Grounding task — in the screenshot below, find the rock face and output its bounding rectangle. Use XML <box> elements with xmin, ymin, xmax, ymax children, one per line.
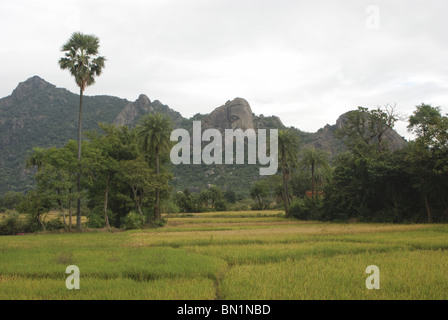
<box><xmin>203</xmin><ymin>98</ymin><xmax>254</xmax><ymax>131</ymax></box>
<box><xmin>306</xmin><ymin>112</ymin><xmax>407</xmax><ymax>157</ymax></box>
<box><xmin>113</xmin><ymin>94</ymin><xmax>183</xmax><ymax>128</ymax></box>
<box><xmin>254</xmin><ymin>114</ymin><xmax>284</xmax><ymax>130</ymax></box>
<box><xmin>334</xmin><ymin>112</ymin><xmax>407</xmax><ymax>150</ymax></box>
<box><xmin>113</xmin><ymin>94</ymin><xmax>153</xmax><ymax>127</ymax></box>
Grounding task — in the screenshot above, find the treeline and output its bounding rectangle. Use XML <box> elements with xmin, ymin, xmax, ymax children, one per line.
<box><xmin>288</xmin><ymin>103</ymin><xmax>448</xmax><ymax>223</ymax></box>
<box><xmin>1</xmin><ymin>103</ymin><xmax>447</xmax><ymax>235</ymax></box>
<box><xmin>0</xmin><ymin>113</ymin><xmax>176</xmax><ymax>234</ymax></box>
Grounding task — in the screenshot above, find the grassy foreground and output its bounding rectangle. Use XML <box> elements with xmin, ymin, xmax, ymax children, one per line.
<box><xmin>0</xmin><ymin>210</ymin><xmax>447</xmax><ymax>300</ymax></box>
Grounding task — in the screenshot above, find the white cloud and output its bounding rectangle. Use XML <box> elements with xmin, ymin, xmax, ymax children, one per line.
<box><xmin>1</xmin><ymin>0</ymin><xmax>447</xmax><ymax>139</ymax></box>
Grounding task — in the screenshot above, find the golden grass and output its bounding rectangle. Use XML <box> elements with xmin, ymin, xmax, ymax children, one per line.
<box><xmin>124</xmin><ymin>222</ymin><xmax>431</xmax><ymax>248</ymax></box>
<box><xmin>0</xmin><ymin>210</ymin><xmax>446</xmax><ymax>300</ymax></box>
<box><xmin>219</xmin><ymin>250</ymin><xmax>448</xmax><ymax>299</ymax></box>
<box><xmin>0</xmin><ymin>210</ymin><xmax>88</xmax><ymax>224</ymax></box>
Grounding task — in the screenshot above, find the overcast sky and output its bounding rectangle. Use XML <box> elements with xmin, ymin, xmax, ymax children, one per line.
<box><xmin>1</xmin><ymin>0</ymin><xmax>447</xmax><ymax>139</ymax></box>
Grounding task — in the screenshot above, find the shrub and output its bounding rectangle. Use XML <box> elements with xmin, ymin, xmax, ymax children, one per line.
<box><xmin>120</xmin><ymin>211</ymin><xmax>145</xmax><ymax>230</ymax></box>
<box><xmin>2</xmin><ymin>191</ymin><xmax>24</xmax><ymax>210</ymax></box>
<box><xmin>228</xmin><ymin>198</ymin><xmax>253</xmax><ymax>211</ymax></box>
<box><xmin>161</xmin><ymin>201</ymin><xmax>179</xmax><ymax>214</ymax></box>
<box><xmin>149</xmin><ymin>217</ymin><xmax>168</xmax><ymax>228</ymax></box>
<box><xmin>0</xmin><ymin>212</ymin><xmax>29</xmax><ymax>235</ymax></box>
<box><xmin>214</xmin><ymin>199</ymin><xmax>228</xmax><ymax>211</ymax></box>
<box><xmin>86</xmin><ymin>207</ymin><xmax>106</xmax><ymax>229</ymax></box>
<box><xmin>289</xmin><ymin>197</ymin><xmax>323</xmax><ymax>221</ymax></box>
<box><xmin>44</xmin><ymin>218</ymin><xmax>65</xmax><ymax>231</ymax></box>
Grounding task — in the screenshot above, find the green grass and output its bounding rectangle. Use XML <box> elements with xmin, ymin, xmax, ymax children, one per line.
<box><xmin>0</xmin><ymin>211</ymin><xmax>447</xmax><ymax>300</ymax></box>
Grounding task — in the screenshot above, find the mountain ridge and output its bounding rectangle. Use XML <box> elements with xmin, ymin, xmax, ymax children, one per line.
<box><xmin>0</xmin><ymin>76</ymin><xmax>407</xmax><ymax>194</ymax></box>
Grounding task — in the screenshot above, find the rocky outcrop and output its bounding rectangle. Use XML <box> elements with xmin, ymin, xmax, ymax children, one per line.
<box><xmin>254</xmin><ymin>114</ymin><xmax>284</xmax><ymax>130</ymax></box>
<box><xmin>203</xmin><ymin>98</ymin><xmax>254</xmax><ymax>131</ymax></box>
<box><xmin>334</xmin><ymin>112</ymin><xmax>407</xmax><ymax>150</ymax></box>
<box><xmin>306</xmin><ymin>112</ymin><xmax>407</xmax><ymax>157</ymax></box>
<box><xmin>113</xmin><ymin>94</ymin><xmax>153</xmax><ymax>127</ymax></box>
<box><xmin>12</xmin><ymin>76</ymin><xmax>54</xmax><ymax>98</ymax></box>
<box><xmin>113</xmin><ymin>94</ymin><xmax>183</xmax><ymax>128</ymax></box>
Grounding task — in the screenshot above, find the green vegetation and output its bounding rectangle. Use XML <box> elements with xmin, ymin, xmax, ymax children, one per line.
<box><xmin>0</xmin><ymin>34</ymin><xmax>446</xmax><ymax>301</ymax></box>
<box><xmin>136</xmin><ymin>113</ymin><xmax>173</xmax><ymax>221</ymax></box>
<box><xmin>277</xmin><ymin>129</ymin><xmax>301</xmax><ymax>217</ymax></box>
<box><xmin>0</xmin><ymin>78</ymin><xmax>128</xmax><ymax>195</ymax></box>
<box><xmin>59</xmin><ymin>32</ymin><xmax>106</xmax><ymax>231</ymax></box>
<box><xmin>1</xmin><ymin>103</ymin><xmax>447</xmax><ymax>236</ymax></box>
<box><xmin>323</xmin><ymin>104</ymin><xmax>448</xmax><ymax>223</ymax></box>
<box><xmin>0</xmin><ymin>213</ymin><xmax>446</xmax><ymax>300</ymax></box>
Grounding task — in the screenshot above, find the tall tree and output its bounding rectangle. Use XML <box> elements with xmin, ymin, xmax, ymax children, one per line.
<box><xmin>407</xmin><ymin>103</ymin><xmax>448</xmax><ymax>223</ymax></box>
<box><xmin>118</xmin><ymin>159</ymin><xmax>155</xmax><ymax>217</ymax></box>
<box><xmin>336</xmin><ymin>105</ymin><xmax>398</xmax><ymax>157</ymax></box>
<box><xmin>278</xmin><ymin>129</ymin><xmax>300</xmax><ymax>217</ymax></box>
<box><xmin>136</xmin><ymin>113</ymin><xmax>173</xmax><ymax>221</ymax></box>
<box><xmin>26</xmin><ymin>147</ymin><xmax>49</xmax><ymax>231</ymax></box>
<box><xmin>408</xmin><ymin>104</ymin><xmax>445</xmax><ymax>148</ymax></box>
<box><xmin>250</xmin><ymin>180</ymin><xmax>270</xmax><ymax>210</ymax></box>
<box><xmin>59</xmin><ymin>32</ymin><xmax>106</xmax><ymax>231</ymax></box>
<box><xmin>300</xmin><ymin>147</ymin><xmax>330</xmax><ymax>201</ymax></box>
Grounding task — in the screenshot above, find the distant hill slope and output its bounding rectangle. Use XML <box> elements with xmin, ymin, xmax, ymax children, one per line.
<box><xmin>0</xmin><ymin>76</ymin><xmax>407</xmax><ymax>195</ymax></box>
<box><xmin>0</xmin><ymin>76</ymin><xmax>128</xmax><ymax>193</ymax></box>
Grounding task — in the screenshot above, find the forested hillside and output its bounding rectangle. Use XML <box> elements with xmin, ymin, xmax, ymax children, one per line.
<box><xmin>0</xmin><ymin>76</ymin><xmax>407</xmax><ymax>195</ymax></box>
<box><xmin>0</xmin><ymin>76</ymin><xmax>128</xmax><ymax>194</ymax></box>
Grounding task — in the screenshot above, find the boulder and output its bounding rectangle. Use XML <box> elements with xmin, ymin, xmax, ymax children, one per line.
<box><xmin>203</xmin><ymin>97</ymin><xmax>254</xmax><ymax>131</ymax></box>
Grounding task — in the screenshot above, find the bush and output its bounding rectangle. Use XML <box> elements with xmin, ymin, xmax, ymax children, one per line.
<box><xmin>289</xmin><ymin>197</ymin><xmax>323</xmax><ymax>221</ymax></box>
<box><xmin>2</xmin><ymin>191</ymin><xmax>24</xmax><ymax>210</ymax></box>
<box><xmin>149</xmin><ymin>217</ymin><xmax>168</xmax><ymax>228</ymax></box>
<box><xmin>120</xmin><ymin>211</ymin><xmax>145</xmax><ymax>230</ymax></box>
<box><xmin>44</xmin><ymin>218</ymin><xmax>65</xmax><ymax>231</ymax></box>
<box><xmin>86</xmin><ymin>207</ymin><xmax>106</xmax><ymax>229</ymax></box>
<box><xmin>228</xmin><ymin>198</ymin><xmax>253</xmax><ymax>211</ymax></box>
<box><xmin>161</xmin><ymin>200</ymin><xmax>179</xmax><ymax>214</ymax></box>
<box><xmin>214</xmin><ymin>198</ymin><xmax>228</xmax><ymax>211</ymax></box>
<box><xmin>0</xmin><ymin>213</ymin><xmax>29</xmax><ymax>235</ymax></box>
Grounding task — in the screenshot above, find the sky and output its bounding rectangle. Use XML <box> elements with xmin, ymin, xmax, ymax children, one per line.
<box><xmin>1</xmin><ymin>0</ymin><xmax>447</xmax><ymax>140</ymax></box>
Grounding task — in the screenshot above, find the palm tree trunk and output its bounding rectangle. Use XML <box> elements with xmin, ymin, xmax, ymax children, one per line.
<box><xmin>103</xmin><ymin>175</ymin><xmax>111</xmax><ymax>229</ymax></box>
<box><xmin>421</xmin><ymin>178</ymin><xmax>432</xmax><ymax>223</ymax></box>
<box><xmin>59</xmin><ymin>198</ymin><xmax>67</xmax><ymax>229</ymax></box>
<box><xmin>103</xmin><ymin>190</ymin><xmax>110</xmax><ymax>229</ymax></box>
<box><xmin>311</xmin><ymin>163</ymin><xmax>315</xmax><ymax>202</ymax></box>
<box><xmin>424</xmin><ymin>193</ymin><xmax>432</xmax><ymax>223</ymax></box>
<box><xmin>281</xmin><ymin>144</ymin><xmax>290</xmax><ymax>217</ymax></box>
<box><xmin>69</xmin><ymin>189</ymin><xmax>72</xmax><ymax>232</ymax></box>
<box><xmin>282</xmin><ymin>163</ymin><xmax>289</xmax><ymax>217</ymax></box>
<box><xmin>76</xmin><ymin>88</ymin><xmax>83</xmax><ymax>231</ymax></box>
<box><xmin>56</xmin><ymin>189</ymin><xmax>67</xmax><ymax>229</ymax></box>
<box><xmin>155</xmin><ymin>148</ymin><xmax>160</xmax><ymax>220</ymax></box>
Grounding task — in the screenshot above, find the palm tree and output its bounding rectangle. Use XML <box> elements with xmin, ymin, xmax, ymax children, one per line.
<box><xmin>136</xmin><ymin>113</ymin><xmax>173</xmax><ymax>221</ymax></box>
<box><xmin>278</xmin><ymin>129</ymin><xmax>300</xmax><ymax>217</ymax></box>
<box><xmin>59</xmin><ymin>32</ymin><xmax>106</xmax><ymax>231</ymax></box>
<box><xmin>300</xmin><ymin>147</ymin><xmax>330</xmax><ymax>201</ymax></box>
<box><xmin>26</xmin><ymin>147</ymin><xmax>46</xmax><ymax>174</ymax></box>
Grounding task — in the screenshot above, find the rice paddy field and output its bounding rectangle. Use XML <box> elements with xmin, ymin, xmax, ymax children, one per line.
<box><xmin>0</xmin><ymin>210</ymin><xmax>447</xmax><ymax>300</ymax></box>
